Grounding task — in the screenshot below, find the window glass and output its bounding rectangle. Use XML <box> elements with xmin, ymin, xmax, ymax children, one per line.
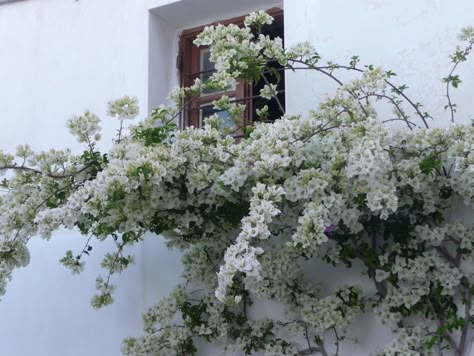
<box><xmin>200</xmin><ymin>104</ymin><xmax>235</xmax><ymax>132</ymax></box>
<box><xmin>200</xmin><ymin>49</ymin><xmax>215</xmax><ymax>84</ymax></box>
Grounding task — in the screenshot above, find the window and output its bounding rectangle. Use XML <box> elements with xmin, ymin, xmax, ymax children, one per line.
<box><xmin>178</xmin><ymin>8</ymin><xmax>284</xmax><ymax>136</ymax></box>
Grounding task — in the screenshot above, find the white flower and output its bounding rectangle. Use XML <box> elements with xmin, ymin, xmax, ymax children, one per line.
<box><xmin>66</xmin><ymin>110</ymin><xmax>101</xmax><ymax>143</ymax></box>
<box><xmin>107</xmin><ymin>95</ymin><xmax>139</xmax><ymax>120</ymax></box>
<box><xmin>244</xmin><ymin>11</ymin><xmax>274</xmax><ymax>27</ymax></box>
<box><xmin>260</xmin><ymin>83</ymin><xmax>278</xmax><ymax>100</ymax></box>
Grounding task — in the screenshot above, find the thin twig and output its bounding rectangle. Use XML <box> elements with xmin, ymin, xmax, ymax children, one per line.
<box><xmin>358</xmin><ymin>93</ymin><xmax>415</xmax><ymax>129</ymax></box>
<box><xmin>117</xmin><ymin>120</ymin><xmax>124</xmax><ymax>143</ymax></box>
<box><xmin>13</xmin><ymin>177</ymin><xmax>89</xmax><ymax>243</ymax></box>
<box><xmin>76</xmin><ymin>232</ymin><xmax>95</xmax><ymax>260</ymax></box>
<box><xmin>444</xmin><ymin>40</ymin><xmax>473</xmax><ymax>123</ymax></box>
<box><xmin>332</xmin><ymin>327</ymin><xmax>340</xmax><ymax>356</ymax></box>
<box><xmin>261</xmin><ymin>72</ymin><xmax>285</xmax><ymax>115</ymax></box>
<box><xmin>0</xmin><ymin>164</ymin><xmax>92</xmax><ymax>179</ymax></box>
<box><xmin>435</xmin><ymin>245</ymin><xmax>459</xmax><ymax>267</ymax></box>
<box><xmin>315</xmin><ymin>339</ymin><xmax>329</xmax><ymax>356</ymax></box>
<box><xmin>290</xmin><ymin>60</ymin><xmax>430</xmax><ymax>128</ymax></box>
<box><xmin>384</xmin><ymin>81</ymin><xmax>430</xmax><ymax>129</ymax></box>
<box><xmin>459</xmin><ymin>278</ymin><xmax>472</xmax><ymax>355</ymax></box>
<box><xmin>304</xmin><ymin>322</ymin><xmax>312</xmax><ymax>352</ymax></box>
<box><xmin>427</xmin><ymin>297</ymin><xmax>462</xmax><ymax>356</ymax></box>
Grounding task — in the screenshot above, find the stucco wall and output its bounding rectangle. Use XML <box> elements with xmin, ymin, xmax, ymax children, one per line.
<box><xmin>284</xmin><ymin>0</ymin><xmax>474</xmax><ymax>127</ymax></box>
<box><xmin>0</xmin><ymin>0</ymin><xmax>473</xmax><ymax>355</ymax></box>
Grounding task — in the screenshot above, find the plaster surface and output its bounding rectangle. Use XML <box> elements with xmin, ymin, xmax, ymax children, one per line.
<box><xmin>0</xmin><ymin>0</ymin><xmax>474</xmax><ymax>355</ymax></box>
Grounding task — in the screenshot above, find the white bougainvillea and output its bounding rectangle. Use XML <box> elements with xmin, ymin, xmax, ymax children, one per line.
<box><xmin>1</xmin><ymin>11</ymin><xmax>474</xmax><ymax>356</ymax></box>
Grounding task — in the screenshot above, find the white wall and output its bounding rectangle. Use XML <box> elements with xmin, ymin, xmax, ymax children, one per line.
<box><xmin>1</xmin><ymin>0</ymin><xmax>474</xmax><ymax>355</ymax></box>
<box><xmin>0</xmin><ymin>1</ymin><xmax>150</xmax><ymax>355</ymax></box>
<box><xmin>284</xmin><ymin>0</ymin><xmax>474</xmax><ymax>128</ymax></box>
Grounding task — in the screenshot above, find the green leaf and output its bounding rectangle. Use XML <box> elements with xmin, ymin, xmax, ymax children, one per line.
<box><xmin>349</xmin><ymin>55</ymin><xmax>360</xmax><ymax>68</ymax></box>
<box><xmin>419</xmin><ymin>154</ymin><xmax>441</xmax><ymax>175</ymax></box>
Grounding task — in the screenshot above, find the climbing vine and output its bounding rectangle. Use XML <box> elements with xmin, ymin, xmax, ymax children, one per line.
<box><xmin>1</xmin><ymin>11</ymin><xmax>474</xmax><ymax>356</ymax></box>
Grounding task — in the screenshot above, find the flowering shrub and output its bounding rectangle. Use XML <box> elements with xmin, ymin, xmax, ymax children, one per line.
<box><xmin>1</xmin><ymin>10</ymin><xmax>474</xmax><ymax>356</ymax></box>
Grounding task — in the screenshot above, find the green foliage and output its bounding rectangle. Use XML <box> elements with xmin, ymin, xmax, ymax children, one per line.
<box><xmin>133</xmin><ymin>124</ymin><xmax>176</xmax><ymax>147</ymax></box>
<box><xmin>443</xmin><ymin>74</ymin><xmax>462</xmax><ymax>88</ymax></box>
<box><xmin>419</xmin><ymin>154</ymin><xmax>442</xmax><ymax>175</ymax></box>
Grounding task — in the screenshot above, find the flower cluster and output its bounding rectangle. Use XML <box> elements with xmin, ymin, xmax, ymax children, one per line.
<box><xmin>216</xmin><ymin>183</ymin><xmax>285</xmax><ymax>303</ymax></box>
<box><xmin>107</xmin><ymin>95</ymin><xmax>140</xmax><ymax>120</ymax></box>
<box><xmin>66</xmin><ymin>110</ymin><xmax>102</xmax><ymax>143</ymax></box>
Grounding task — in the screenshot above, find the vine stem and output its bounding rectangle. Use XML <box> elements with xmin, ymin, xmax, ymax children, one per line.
<box><xmin>76</xmin><ymin>231</ymin><xmax>95</xmax><ymax>260</ymax></box>
<box><xmin>116</xmin><ymin>119</ymin><xmax>124</xmax><ymax>143</ymax></box>
<box><xmin>446</xmin><ymin>64</ymin><xmax>460</xmax><ymax>123</ymax></box>
<box><xmin>316</xmin><ymin>339</ymin><xmax>329</xmax><ymax>356</ymax></box>
<box><xmin>444</xmin><ymin>40</ymin><xmax>473</xmax><ymax>122</ymax></box>
<box><xmin>384</xmin><ymin>80</ymin><xmax>428</xmax><ymax>129</ymax></box>
<box><xmin>261</xmin><ymin>72</ymin><xmax>286</xmax><ymax>115</ymax></box>
<box><xmin>12</xmin><ymin>177</ymin><xmax>89</xmax><ymax>243</ymax></box>
<box><xmin>459</xmin><ymin>278</ymin><xmax>472</xmax><ymax>355</ymax></box>
<box><xmin>432</xmin><ymin>248</ymin><xmax>472</xmax><ymax>355</ymax></box>
<box><xmin>290</xmin><ymin>60</ymin><xmax>429</xmax><ymax>129</ymax></box>
<box><xmin>332</xmin><ymin>327</ymin><xmax>340</xmax><ymax>356</ymax></box>
<box><xmin>100</xmin><ymin>242</ymin><xmax>126</xmax><ymax>298</ymax></box>
<box><xmin>446</xmin><ymin>333</ymin><xmax>462</xmax><ymax>356</ymax></box>
<box><xmin>0</xmin><ymin>163</ymin><xmax>92</xmax><ymax>179</ymax></box>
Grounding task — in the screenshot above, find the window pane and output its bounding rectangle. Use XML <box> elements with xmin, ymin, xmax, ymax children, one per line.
<box><xmin>200</xmin><ymin>105</ymin><xmax>235</xmax><ymax>133</ymax></box>
<box><xmin>200</xmin><ymin>49</ymin><xmax>217</xmax><ymax>94</ymax></box>
<box><xmin>200</xmin><ymin>48</ymin><xmax>235</xmax><ymax>94</ymax></box>
<box><xmin>200</xmin><ymin>49</ymin><xmax>215</xmax><ymax>84</ymax></box>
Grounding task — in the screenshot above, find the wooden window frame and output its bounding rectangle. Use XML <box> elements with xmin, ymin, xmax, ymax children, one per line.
<box><xmin>177</xmin><ymin>8</ymin><xmax>284</xmax><ymax>133</ymax></box>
